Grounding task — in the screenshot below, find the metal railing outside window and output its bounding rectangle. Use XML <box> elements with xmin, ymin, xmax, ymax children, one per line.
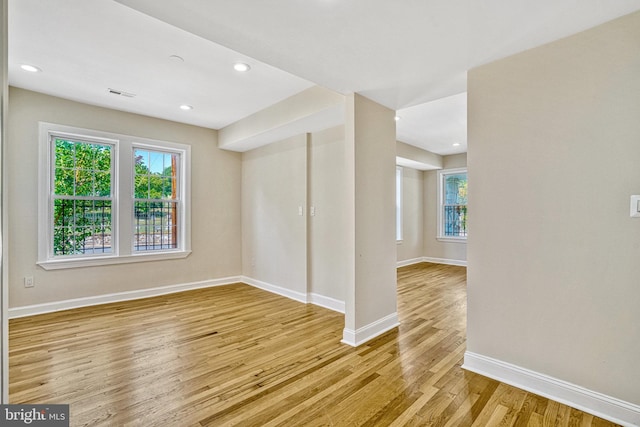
<box><xmin>443</xmin><ymin>205</ymin><xmax>467</xmax><ymax>237</ymax></box>
<box><xmin>53</xmin><ymin>199</ymin><xmax>112</xmax><ymax>255</ymax></box>
<box><xmin>439</xmin><ymin>169</ymin><xmax>468</xmax><ymax>239</ymax></box>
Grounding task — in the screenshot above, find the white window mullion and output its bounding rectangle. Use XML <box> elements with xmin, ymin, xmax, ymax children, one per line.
<box><xmin>117</xmin><ymin>141</ymin><xmax>133</xmax><ymax>256</ymax></box>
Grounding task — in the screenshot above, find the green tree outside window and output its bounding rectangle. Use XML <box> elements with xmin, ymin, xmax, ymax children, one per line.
<box><xmin>52</xmin><ymin>138</ymin><xmax>112</xmax><ymax>255</ymax></box>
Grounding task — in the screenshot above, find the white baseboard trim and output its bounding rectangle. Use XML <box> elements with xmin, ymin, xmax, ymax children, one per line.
<box><xmin>396</xmin><ymin>257</ymin><xmax>467</xmax><ymax>268</ymax></box>
<box><xmin>422</xmin><ymin>257</ymin><xmax>467</xmax><ymax>267</ymax></box>
<box><xmin>341</xmin><ymin>312</ymin><xmax>400</xmax><ymax>347</ymax></box>
<box><xmin>240</xmin><ymin>276</ymin><xmax>308</xmax><ymax>304</ymax></box>
<box><xmin>396</xmin><ymin>257</ymin><xmax>424</xmax><ymax>268</ymax></box>
<box><xmin>10</xmin><ymin>274</ymin><xmax>345</xmax><ymax>320</ymax></box>
<box><xmin>462</xmin><ymin>351</ymin><xmax>640</xmax><ymax>427</ymax></box>
<box><xmin>240</xmin><ymin>277</ymin><xmax>346</xmax><ymax>313</ymax></box>
<box><xmin>308</xmin><ymin>293</ymin><xmax>345</xmax><ymax>313</ymax></box>
<box><xmin>9</xmin><ymin>276</ymin><xmax>243</xmax><ymax>319</ymax></box>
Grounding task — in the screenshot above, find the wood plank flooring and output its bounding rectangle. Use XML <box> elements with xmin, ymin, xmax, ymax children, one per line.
<box><xmin>9</xmin><ymin>263</ymin><xmax>620</xmax><ymax>426</ymax></box>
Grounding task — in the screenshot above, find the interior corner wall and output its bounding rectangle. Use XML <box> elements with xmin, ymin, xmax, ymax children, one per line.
<box><xmin>467</xmin><ymin>11</ymin><xmax>640</xmax><ymax>406</ymax></box>
<box><xmin>396</xmin><ymin>167</ymin><xmax>424</xmax><ymax>263</ymax></box>
<box><xmin>423</xmin><ymin>153</ymin><xmax>467</xmax><ymax>263</ymax></box>
<box><xmin>308</xmin><ymin>126</ymin><xmax>348</xmax><ymax>303</ymax></box>
<box><xmin>7</xmin><ymin>87</ymin><xmax>242</xmax><ymax>308</ymax></box>
<box><xmin>241</xmin><ymin>134</ymin><xmax>308</xmax><ymax>298</ymax></box>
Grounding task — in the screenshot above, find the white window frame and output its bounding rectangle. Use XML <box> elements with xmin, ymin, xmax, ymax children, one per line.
<box><xmin>437</xmin><ymin>167</ymin><xmax>467</xmax><ymax>243</ymax></box>
<box><xmin>396</xmin><ymin>166</ymin><xmax>403</xmax><ymax>242</ymax></box>
<box><xmin>38</xmin><ymin>123</ymin><xmax>191</xmax><ymax>270</ymax></box>
<box><xmin>131</xmin><ymin>143</ymin><xmax>184</xmax><ymax>254</ymax></box>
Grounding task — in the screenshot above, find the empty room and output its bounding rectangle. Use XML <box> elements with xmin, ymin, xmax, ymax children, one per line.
<box><xmin>0</xmin><ymin>1</ymin><xmax>639</xmax><ymax>426</ymax></box>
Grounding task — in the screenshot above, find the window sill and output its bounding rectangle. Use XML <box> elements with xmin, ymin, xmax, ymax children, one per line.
<box><xmin>37</xmin><ymin>250</ymin><xmax>192</xmax><ymax>270</ymax></box>
<box><xmin>436</xmin><ymin>237</ymin><xmax>467</xmax><ymax>244</ymax></box>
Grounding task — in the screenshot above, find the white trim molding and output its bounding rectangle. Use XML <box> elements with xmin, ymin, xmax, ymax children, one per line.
<box><xmin>422</xmin><ymin>257</ymin><xmax>467</xmax><ymax>267</ymax></box>
<box><xmin>10</xmin><ymin>274</ymin><xmax>347</xmax><ymax>320</ymax></box>
<box><xmin>341</xmin><ymin>312</ymin><xmax>400</xmax><ymax>347</ymax></box>
<box><xmin>38</xmin><ymin>250</ymin><xmax>192</xmax><ymax>270</ymax></box>
<box><xmin>397</xmin><ymin>257</ymin><xmax>467</xmax><ymax>268</ymax></box>
<box><xmin>308</xmin><ymin>293</ymin><xmax>345</xmax><ymax>313</ymax></box>
<box><xmin>463</xmin><ymin>352</ymin><xmax>640</xmax><ymax>427</ymax></box>
<box><xmin>238</xmin><ymin>277</ymin><xmax>346</xmax><ymax>313</ymax></box>
<box><xmin>240</xmin><ymin>276</ymin><xmax>308</xmax><ymax>304</ymax></box>
<box><xmin>396</xmin><ymin>257</ymin><xmax>425</xmax><ymax>268</ymax></box>
<box><xmin>9</xmin><ymin>276</ymin><xmax>243</xmax><ymax>319</ymax></box>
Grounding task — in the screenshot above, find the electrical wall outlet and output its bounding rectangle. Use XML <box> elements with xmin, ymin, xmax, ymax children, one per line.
<box><xmin>24</xmin><ymin>276</ymin><xmax>34</xmax><ymax>288</ymax></box>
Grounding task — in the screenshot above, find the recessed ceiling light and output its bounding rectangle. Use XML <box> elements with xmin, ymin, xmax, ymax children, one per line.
<box><xmin>233</xmin><ymin>62</ymin><xmax>251</xmax><ymax>72</ymax></box>
<box><xmin>394</xmin><ymin>115</ymin><xmax>401</xmax><ymax>121</ymax></box>
<box><xmin>179</xmin><ymin>104</ymin><xmax>193</xmax><ymax>111</ymax></box>
<box><xmin>21</xmin><ymin>64</ymin><xmax>41</xmax><ymax>73</ymax></box>
<box><xmin>453</xmin><ymin>143</ymin><xmax>461</xmax><ymax>147</ymax></box>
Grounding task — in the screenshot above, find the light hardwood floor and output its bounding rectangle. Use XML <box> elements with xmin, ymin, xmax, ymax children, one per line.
<box><xmin>10</xmin><ymin>263</ymin><xmax>619</xmax><ymax>426</ymax></box>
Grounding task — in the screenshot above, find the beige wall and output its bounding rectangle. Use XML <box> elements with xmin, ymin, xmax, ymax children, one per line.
<box><xmin>8</xmin><ymin>88</ymin><xmax>242</xmax><ymax>308</ymax></box>
<box><xmin>423</xmin><ymin>153</ymin><xmax>467</xmax><ymax>263</ymax></box>
<box><xmin>309</xmin><ymin>126</ymin><xmax>348</xmax><ymax>302</ymax></box>
<box><xmin>467</xmin><ymin>11</ymin><xmax>640</xmax><ymax>405</ymax></box>
<box><xmin>239</xmin><ymin>92</ymin><xmax>398</xmax><ymax>335</ymax></box>
<box><xmin>396</xmin><ymin>167</ymin><xmax>424</xmax><ymax>263</ymax></box>
<box><xmin>241</xmin><ymin>134</ymin><xmax>308</xmax><ymax>296</ymax></box>
<box><xmin>238</xmin><ymin>122</ymin><xmax>372</xmax><ymax>307</ymax></box>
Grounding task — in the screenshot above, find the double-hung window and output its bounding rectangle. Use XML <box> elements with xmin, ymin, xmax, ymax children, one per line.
<box><xmin>38</xmin><ymin>123</ymin><xmax>191</xmax><ymax>269</ymax></box>
<box><xmin>438</xmin><ymin>168</ymin><xmax>467</xmax><ymax>241</ymax></box>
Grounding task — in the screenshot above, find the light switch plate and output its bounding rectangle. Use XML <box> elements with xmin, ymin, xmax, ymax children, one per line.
<box><xmin>630</xmin><ymin>195</ymin><xmax>640</xmax><ymax>217</ymax></box>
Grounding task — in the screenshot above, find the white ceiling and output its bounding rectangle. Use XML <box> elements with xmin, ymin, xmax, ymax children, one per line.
<box><xmin>396</xmin><ymin>93</ymin><xmax>467</xmax><ymax>156</ymax></box>
<box><xmin>8</xmin><ymin>0</ymin><xmax>314</xmax><ymax>130</ymax></box>
<box><xmin>9</xmin><ymin>0</ymin><xmax>640</xmax><ymax>155</ymax></box>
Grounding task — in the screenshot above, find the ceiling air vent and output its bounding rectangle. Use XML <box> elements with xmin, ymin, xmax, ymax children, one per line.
<box><xmin>108</xmin><ymin>88</ymin><xmax>136</xmax><ymax>98</ymax></box>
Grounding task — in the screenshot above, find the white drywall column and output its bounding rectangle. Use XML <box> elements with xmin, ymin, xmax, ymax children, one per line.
<box><xmin>1</xmin><ymin>0</ymin><xmax>8</xmax><ymax>403</ymax></box>
<box><xmin>342</xmin><ymin>94</ymin><xmax>399</xmax><ymax>346</ymax></box>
